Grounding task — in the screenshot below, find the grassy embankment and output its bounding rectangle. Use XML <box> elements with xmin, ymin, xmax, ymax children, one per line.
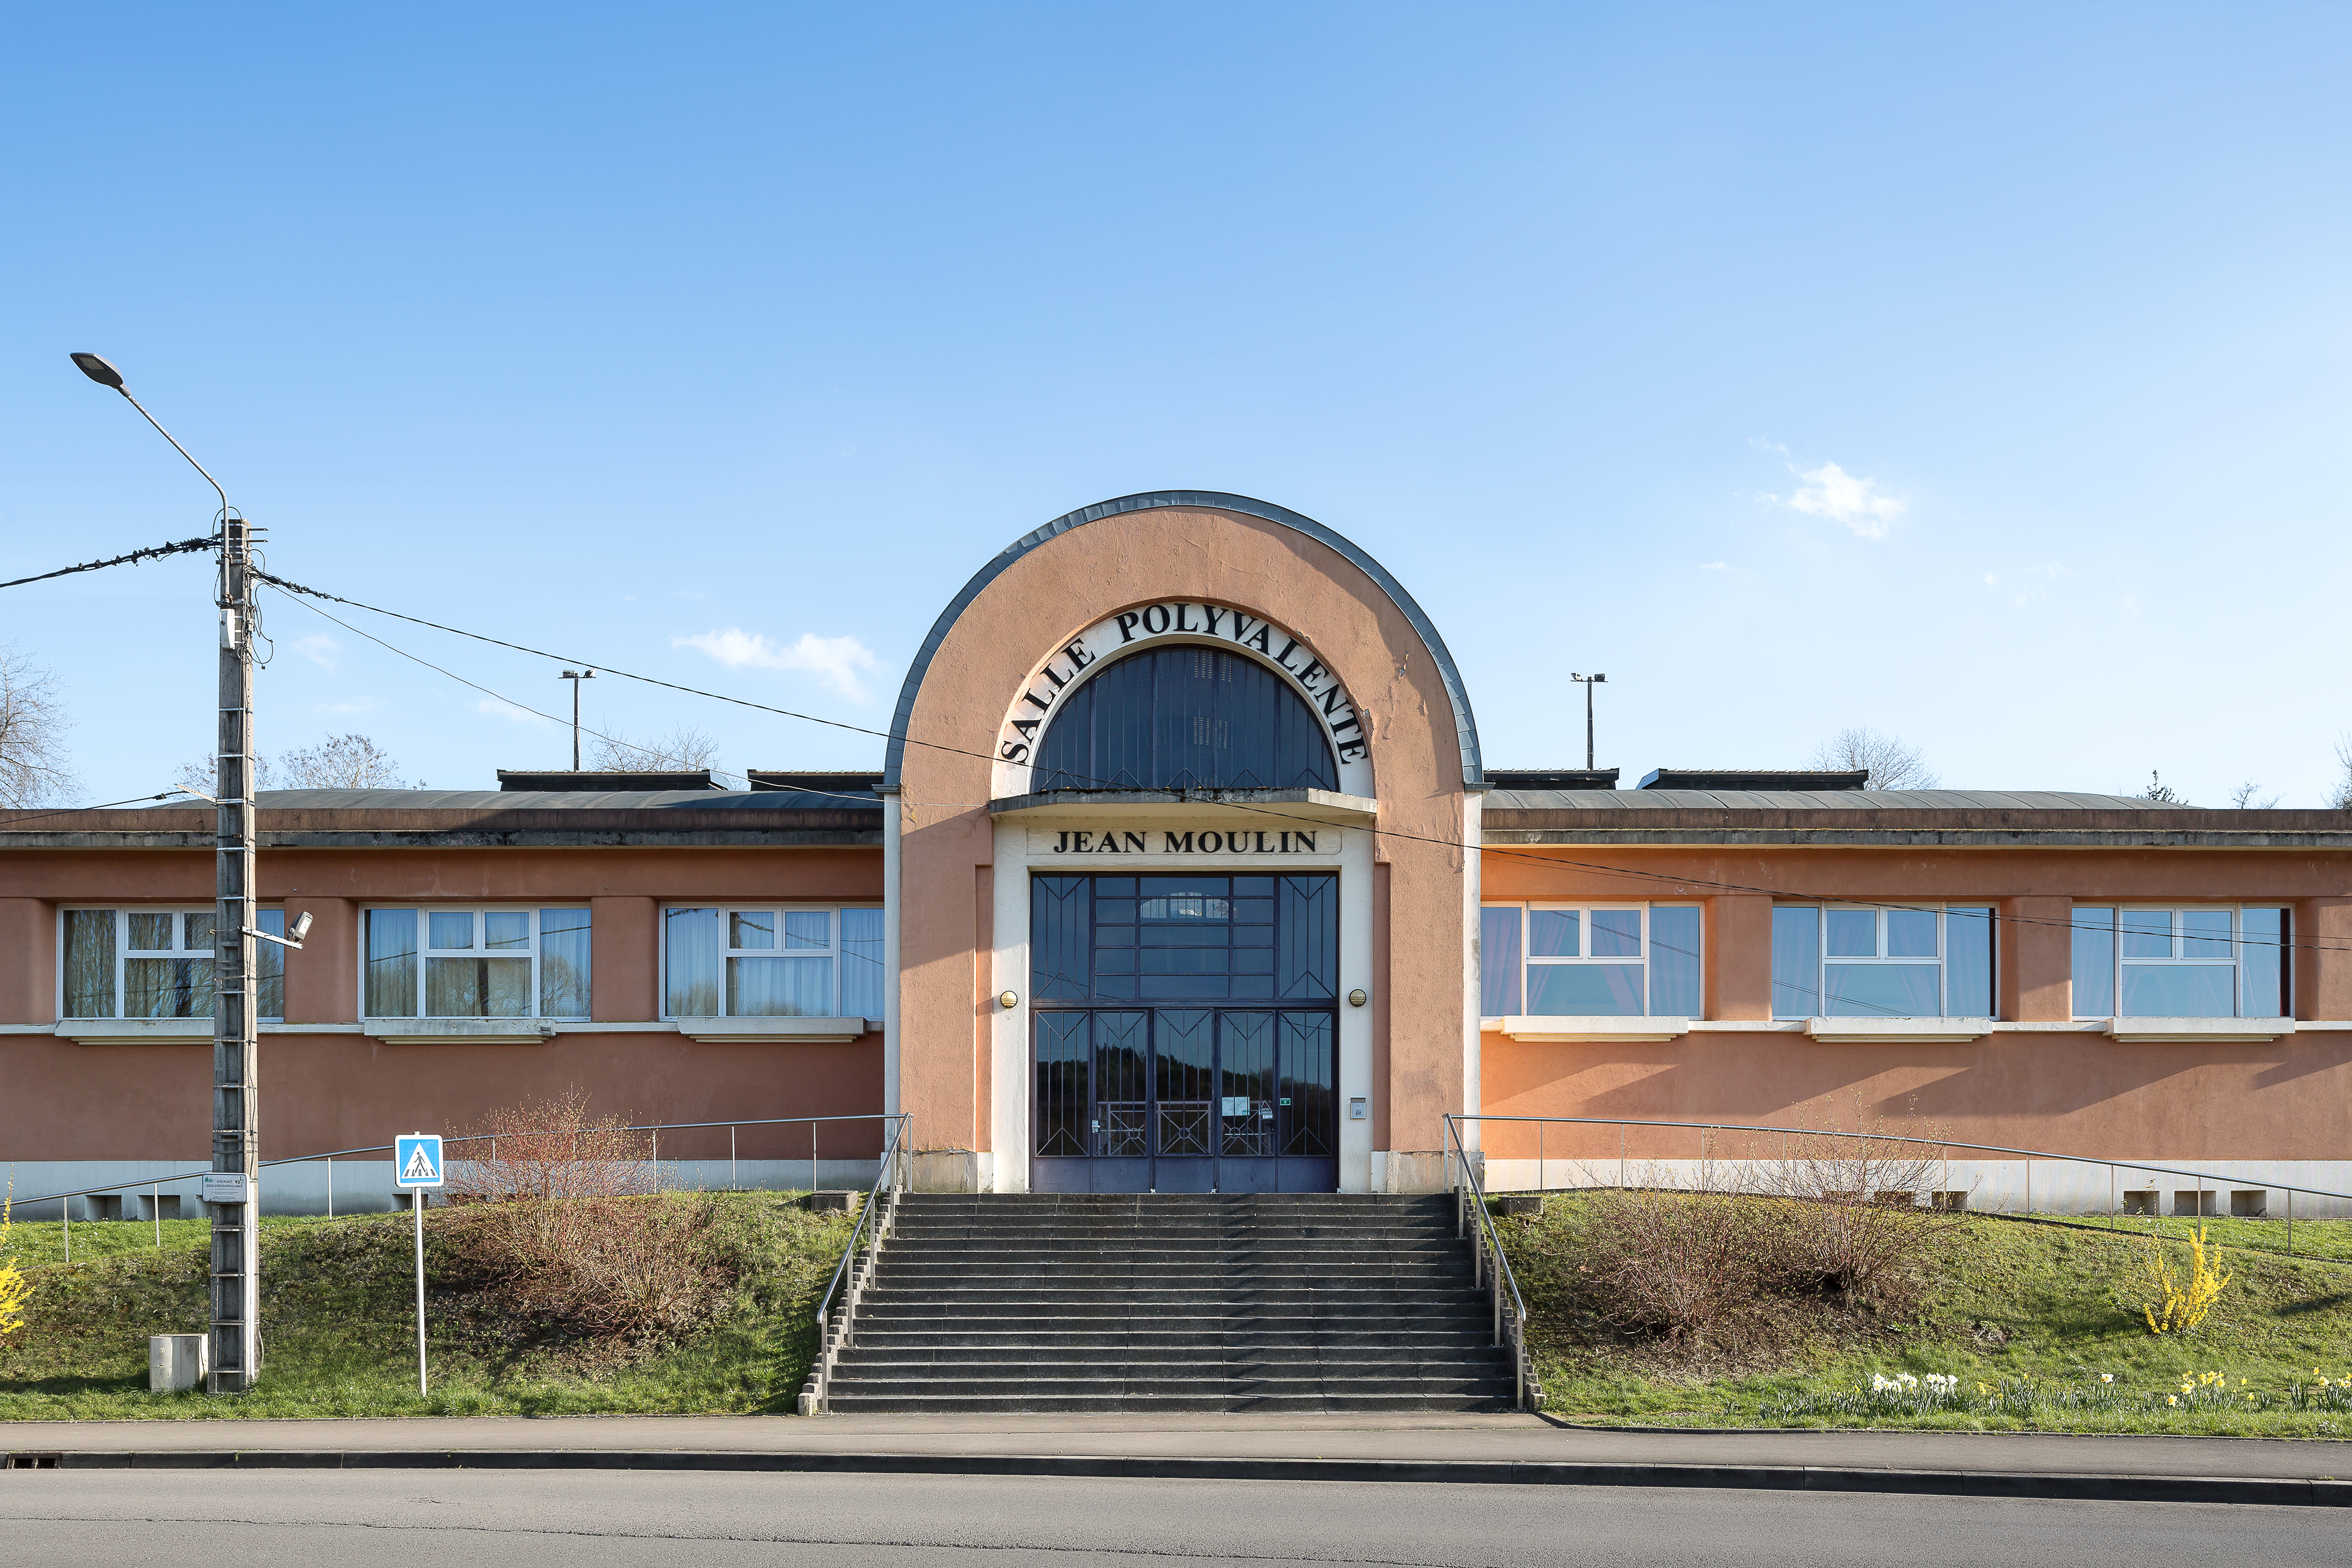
<box><xmin>1501</xmin><ymin>1195</ymin><xmax>2352</xmax><ymax>1436</ymax></box>
<box><xmin>0</xmin><ymin>1192</ymin><xmax>852</xmax><ymax>1421</ymax></box>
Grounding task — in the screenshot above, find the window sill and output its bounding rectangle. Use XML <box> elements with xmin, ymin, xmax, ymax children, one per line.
<box><xmin>673</xmin><ymin>1015</ymin><xmax>877</xmax><ymax>1044</ymax></box>
<box><xmin>1805</xmin><ymin>1017</ymin><xmax>1993</xmax><ymax>1044</ymax></box>
<box><xmin>55</xmin><ymin>1018</ymin><xmax>212</xmax><ymax>1046</ymax></box>
<box><xmin>1496</xmin><ymin>1015</ymin><xmax>1688</xmax><ymax>1043</ymax></box>
<box><xmin>2104</xmin><ymin>1017</ymin><xmax>2296</xmax><ymax>1044</ymax></box>
<box><xmin>364</xmin><ymin>1019</ymin><xmax>561</xmax><ymax>1046</ymax></box>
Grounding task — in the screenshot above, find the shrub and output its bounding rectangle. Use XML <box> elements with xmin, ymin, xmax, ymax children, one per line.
<box><xmin>0</xmin><ymin>1183</ymin><xmax>28</xmax><ymax>1338</ymax></box>
<box><xmin>2135</xmin><ymin>1224</ymin><xmax>2231</xmax><ymax>1334</ymax></box>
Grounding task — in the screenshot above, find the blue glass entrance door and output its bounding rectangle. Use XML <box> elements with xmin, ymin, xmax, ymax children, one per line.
<box><xmin>1031</xmin><ymin>873</ymin><xmax>1339</xmax><ymax>1193</ymax></box>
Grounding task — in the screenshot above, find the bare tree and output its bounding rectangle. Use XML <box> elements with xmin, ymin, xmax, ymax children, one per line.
<box><xmin>2329</xmin><ymin>736</ymin><xmax>2352</xmax><ymax>810</ymax></box>
<box><xmin>589</xmin><ymin>723</ymin><xmax>718</xmax><ymax>772</ymax></box>
<box><xmin>2229</xmin><ymin>781</ymin><xmax>2282</xmax><ymax>810</ymax></box>
<box><xmin>1810</xmin><ymin>726</ymin><xmax>1938</xmax><ymax>790</ymax></box>
<box><xmin>0</xmin><ymin>644</ymin><xmax>80</xmax><ymax>807</ymax></box>
<box><xmin>277</xmin><ymin>733</ymin><xmax>417</xmax><ymax>789</ymax></box>
<box><xmin>174</xmin><ymin>753</ymin><xmax>275</xmax><ymax>797</ymax></box>
<box><xmin>2140</xmin><ymin>770</ymin><xmax>2189</xmax><ymax>805</ymax></box>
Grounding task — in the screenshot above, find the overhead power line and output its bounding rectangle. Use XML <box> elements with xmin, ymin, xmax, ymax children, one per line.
<box><xmin>0</xmin><ymin>534</ymin><xmax>216</xmax><ymax>591</ymax></box>
<box><xmin>251</xmin><ymin>568</ymin><xmax>2352</xmax><ymax>960</ymax></box>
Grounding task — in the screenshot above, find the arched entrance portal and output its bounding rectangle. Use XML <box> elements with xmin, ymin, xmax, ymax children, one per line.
<box><xmin>1026</xmin><ymin>644</ymin><xmax>1342</xmax><ymax>1193</ymax></box>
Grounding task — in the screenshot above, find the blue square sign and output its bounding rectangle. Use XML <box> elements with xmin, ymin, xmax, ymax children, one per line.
<box><xmin>394</xmin><ymin>1133</ymin><xmax>444</xmax><ymax>1189</ymax></box>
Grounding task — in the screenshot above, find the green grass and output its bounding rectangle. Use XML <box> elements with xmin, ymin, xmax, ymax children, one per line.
<box><xmin>1500</xmin><ymin>1196</ymin><xmax>2352</xmax><ymax>1437</ymax></box>
<box><xmin>0</xmin><ymin>1193</ymin><xmax>854</xmax><ymax>1421</ymax></box>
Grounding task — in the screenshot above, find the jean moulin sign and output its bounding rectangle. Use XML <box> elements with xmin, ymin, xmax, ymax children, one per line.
<box><xmin>994</xmin><ymin>600</ymin><xmax>1371</xmax><ymax>795</ymax></box>
<box><xmin>1039</xmin><ymin>827</ymin><xmax>1334</xmax><ymax>856</ymax></box>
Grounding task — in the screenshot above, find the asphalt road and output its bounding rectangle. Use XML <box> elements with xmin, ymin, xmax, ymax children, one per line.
<box><xmin>2</xmin><ymin>1470</ymin><xmax>2346</xmax><ymax>1567</ymax></box>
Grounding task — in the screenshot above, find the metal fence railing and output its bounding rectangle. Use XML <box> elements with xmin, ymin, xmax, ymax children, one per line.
<box><xmin>798</xmin><ymin>1114</ymin><xmax>911</xmax><ymax>1415</ymax></box>
<box><xmin>1441</xmin><ymin>1114</ymin><xmax>1537</xmax><ymax>1411</ymax></box>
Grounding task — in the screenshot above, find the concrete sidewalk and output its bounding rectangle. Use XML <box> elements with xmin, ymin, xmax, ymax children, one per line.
<box><xmin>4</xmin><ymin>1410</ymin><xmax>2347</xmax><ymax>1494</ymax></box>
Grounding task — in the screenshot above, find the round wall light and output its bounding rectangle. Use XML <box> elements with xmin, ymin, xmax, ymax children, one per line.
<box><xmin>999</xmin><ymin>991</ymin><xmax>1020</xmax><ymax>1009</ymax></box>
<box><xmin>1347</xmin><ymin>988</ymin><xmax>1368</xmax><ymax>1007</ymax></box>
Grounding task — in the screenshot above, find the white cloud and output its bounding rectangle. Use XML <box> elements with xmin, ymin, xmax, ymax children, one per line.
<box><xmin>675</xmin><ymin>628</ymin><xmax>883</xmax><ymax>700</ymax></box>
<box><xmin>475</xmin><ymin>695</ymin><xmax>553</xmax><ymax>727</ymax></box>
<box><xmin>1787</xmin><ymin>461</ymin><xmax>1906</xmax><ymax>537</ymax></box>
<box><xmin>293</xmin><ymin>633</ymin><xmax>339</xmax><ymax>670</ymax></box>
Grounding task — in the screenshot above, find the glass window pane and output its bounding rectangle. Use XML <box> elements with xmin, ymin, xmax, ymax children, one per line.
<box><xmin>1031</xmin><ymin>878</ymin><xmax>1093</xmax><ymax>1003</ymax></box>
<box><xmin>1590</xmin><ymin>910</ymin><xmax>1641</xmax><ymax>958</ymax></box>
<box><xmin>1772</xmin><ymin>907</ymin><xmax>1821</xmax><ymax>1019</ymax></box>
<box><xmin>183</xmin><ymin>912</ymin><xmax>216</xmax><ymax>953</ymax></box>
<box><xmin>664</xmin><ymin>907</ymin><xmax>721</xmax><ymax>1016</ymax></box>
<box><xmin>1647</xmin><ymin>907</ymin><xmax>1701</xmax><ymax>1015</ymax></box>
<box><xmin>63</xmin><ymin>909</ymin><xmax>117</xmax><ymax>1017</ymax></box>
<box><xmin>423</xmin><ymin>955</ymin><xmax>532</xmax><ymax>1017</ymax></box>
<box><xmin>783</xmin><ymin>911</ymin><xmax>832</xmax><ymax>950</ymax></box>
<box><xmin>428</xmin><ymin>910</ymin><xmax>474</xmax><ymax>950</ymax></box>
<box><xmin>2180</xmin><ymin>910</ymin><xmax>2233</xmax><ymax>960</ymax></box>
<box><xmin>730</xmin><ymin>910</ymin><xmax>774</xmax><ymax>949</ymax></box>
<box><xmin>2071</xmin><ymin>908</ymin><xmax>2115</xmax><ymax>1018</ymax></box>
<box><xmin>839</xmin><ymin>908</ymin><xmax>886</xmax><ymax>1020</ymax></box>
<box><xmin>180</xmin><ymin>955</ymin><xmax>214</xmax><ymax>1020</ymax></box>
<box><xmin>1528</xmin><ymin>909</ymin><xmax>1579</xmax><ymax>958</ymax></box>
<box><xmin>365</xmin><ymin>908</ymin><xmax>418</xmax><ymax>1017</ymax></box>
<box><xmin>728</xmin><ymin>955</ymin><xmax>834</xmax><ymax>1016</ymax></box>
<box><xmin>1825</xmin><ymin>909</ymin><xmax>1877</xmax><ymax>958</ymax></box>
<box><xmin>1275</xmin><ymin>874</ymin><xmax>1338</xmax><ymax>1000</ymax></box>
<box><xmin>1944</xmin><ymin>907</ymin><xmax>1993</xmax><ymax>1015</ymax></box>
<box><xmin>1527</xmin><ymin>963</ymin><xmax>1646</xmax><ymax>1015</ymax></box>
<box><xmin>1885</xmin><ymin>909</ymin><xmax>1937</xmax><ymax>958</ymax></box>
<box><xmin>256</xmin><ymin>909</ymin><xmax>285</xmax><ymax>1021</ymax></box>
<box><xmin>484</xmin><ymin>911</ymin><xmax>532</xmax><ymax>951</ymax></box>
<box><xmin>539</xmin><ymin>907</ymin><xmax>591</xmax><ymax>1017</ymax></box>
<box><xmin>1824</xmin><ymin>964</ymin><xmax>1943</xmax><ymax>1017</ymax></box>
<box><xmin>2240</xmin><ymin>907</ymin><xmax>2286</xmax><ymax>1019</ymax></box>
<box><xmin>2121</xmin><ymin>964</ymin><xmax>2235</xmax><ymax>1017</ymax></box>
<box><xmin>482</xmin><ymin>957</ymin><xmax>531</xmax><ymax>1016</ymax></box>
<box><xmin>2121</xmin><ymin>909</ymin><xmax>2172</xmax><ymax>959</ymax></box>
<box><xmin>1479</xmin><ymin>907</ymin><xmax>1522</xmax><ymax>1016</ymax></box>
<box><xmin>125</xmin><ymin>957</ymin><xmax>178</xmax><ymax>1017</ymax></box>
<box><xmin>127</xmin><ymin>912</ymin><xmax>174</xmax><ymax>950</ymax></box>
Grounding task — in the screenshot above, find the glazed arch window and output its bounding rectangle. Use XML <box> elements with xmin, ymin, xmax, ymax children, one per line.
<box><xmin>1032</xmin><ymin>645</ymin><xmax>1339</xmax><ymax>791</ymax></box>
<box><xmin>1478</xmin><ymin>904</ymin><xmax>1701</xmax><ymax>1017</ymax></box>
<box><xmin>362</xmin><ymin>907</ymin><xmax>590</xmax><ymax>1020</ymax></box>
<box><xmin>2069</xmin><ymin>907</ymin><xmax>2288</xmax><ymax>1019</ymax></box>
<box><xmin>1770</xmin><ymin>904</ymin><xmax>1994</xmax><ymax>1020</ymax></box>
<box><xmin>59</xmin><ymin>907</ymin><xmax>286</xmax><ymax>1022</ymax></box>
<box><xmin>662</xmin><ymin>906</ymin><xmax>885</xmax><ymax>1020</ymax></box>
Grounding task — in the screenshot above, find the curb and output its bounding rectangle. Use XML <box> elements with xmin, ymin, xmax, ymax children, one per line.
<box><xmin>8</xmin><ymin>1449</ymin><xmax>2348</xmax><ymax>1504</ymax></box>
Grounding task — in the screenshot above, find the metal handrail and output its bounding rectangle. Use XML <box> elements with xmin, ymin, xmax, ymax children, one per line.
<box><xmin>1457</xmin><ymin>1114</ymin><xmax>2352</xmax><ymax>1208</ymax></box>
<box><xmin>1442</xmin><ymin>1113</ymin><xmax>1536</xmax><ymax>1412</ymax></box>
<box><xmin>796</xmin><ymin>1113</ymin><xmax>911</xmax><ymax>1416</ymax></box>
<box><xmin>6</xmin><ymin>1112</ymin><xmax>900</xmax><ymax>1212</ymax></box>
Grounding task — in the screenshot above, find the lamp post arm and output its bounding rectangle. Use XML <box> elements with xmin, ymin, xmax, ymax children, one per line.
<box><xmin>112</xmin><ymin>386</ymin><xmax>230</xmax><ymax>526</ymax></box>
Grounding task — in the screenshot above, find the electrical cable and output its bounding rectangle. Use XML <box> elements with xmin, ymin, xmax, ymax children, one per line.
<box><xmin>0</xmin><ymin>792</ymin><xmax>189</xmax><ymax>828</ymax></box>
<box><xmin>0</xmin><ymin>535</ymin><xmax>216</xmax><ymax>591</ymax></box>
<box><xmin>252</xmin><ymin>570</ymin><xmax>2352</xmax><ymax>958</ymax></box>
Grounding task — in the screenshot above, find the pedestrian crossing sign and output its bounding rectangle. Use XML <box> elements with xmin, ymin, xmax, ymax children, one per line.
<box><xmin>394</xmin><ymin>1133</ymin><xmax>444</xmax><ymax>1189</ymax></box>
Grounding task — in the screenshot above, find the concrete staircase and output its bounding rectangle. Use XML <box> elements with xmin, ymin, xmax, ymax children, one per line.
<box><xmin>822</xmin><ymin>1192</ymin><xmax>1517</xmax><ymax>1412</ymax></box>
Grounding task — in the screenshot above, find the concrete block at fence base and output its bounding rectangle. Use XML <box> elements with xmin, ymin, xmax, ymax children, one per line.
<box><xmin>149</xmin><ymin>1334</ymin><xmax>207</xmax><ymax>1392</ymax></box>
<box><xmin>912</xmin><ymin>1152</ymin><xmax>978</xmax><ymax>1193</ymax></box>
<box><xmin>802</xmin><ymin>1190</ymin><xmax>862</xmax><ymax>1213</ymax></box>
<box><xmin>1497</xmin><ymin>1194</ymin><xmax>1543</xmax><ymax>1218</ymax></box>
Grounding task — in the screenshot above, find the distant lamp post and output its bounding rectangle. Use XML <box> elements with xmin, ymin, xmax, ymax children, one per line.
<box><xmin>1569</xmin><ymin>673</ymin><xmax>1607</xmax><ymax>770</ymax></box>
<box><xmin>560</xmin><ymin>669</ymin><xmax>596</xmax><ymax>770</ymax></box>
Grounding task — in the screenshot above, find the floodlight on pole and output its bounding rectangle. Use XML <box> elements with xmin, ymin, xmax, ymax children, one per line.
<box><xmin>1569</xmin><ymin>672</ymin><xmax>1608</xmax><ymax>772</ymax></box>
<box><xmin>72</xmin><ymin>351</ymin><xmax>260</xmax><ymax>1393</ymax></box>
<box><xmin>560</xmin><ymin>669</ymin><xmax>596</xmax><ymax>770</ymax></box>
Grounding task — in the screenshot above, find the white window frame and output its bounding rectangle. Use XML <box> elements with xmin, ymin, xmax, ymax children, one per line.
<box><xmin>1478</xmin><ymin>902</ymin><xmax>1700</xmax><ymax>1021</ymax></box>
<box><xmin>57</xmin><ymin>906</ymin><xmax>288</xmax><ymax>1022</ymax></box>
<box><xmin>1775</xmin><ymin>904</ymin><xmax>1994</xmax><ymax>1020</ymax></box>
<box><xmin>2112</xmin><ymin>906</ymin><xmax>2264</xmax><ymax>1018</ymax></box>
<box><xmin>660</xmin><ymin>904</ymin><xmax>885</xmax><ymax>1020</ymax></box>
<box><xmin>359</xmin><ymin>905</ymin><xmax>590</xmax><ymax>1021</ymax></box>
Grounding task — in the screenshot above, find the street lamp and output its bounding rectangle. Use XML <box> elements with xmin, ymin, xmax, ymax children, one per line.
<box><xmin>1569</xmin><ymin>672</ymin><xmax>1607</xmax><ymax>771</ymax></box>
<box><xmin>72</xmin><ymin>351</ymin><xmax>262</xmax><ymax>1394</ymax></box>
<box><xmin>560</xmin><ymin>669</ymin><xmax>596</xmax><ymax>770</ymax></box>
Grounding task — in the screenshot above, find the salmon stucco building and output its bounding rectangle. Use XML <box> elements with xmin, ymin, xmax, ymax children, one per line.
<box><xmin>5</xmin><ymin>492</ymin><xmax>2350</xmax><ymax>1217</ymax></box>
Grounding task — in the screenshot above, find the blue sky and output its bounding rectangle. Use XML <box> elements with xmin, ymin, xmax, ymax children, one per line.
<box><xmin>5</xmin><ymin>4</ymin><xmax>2347</xmax><ymax>804</ymax></box>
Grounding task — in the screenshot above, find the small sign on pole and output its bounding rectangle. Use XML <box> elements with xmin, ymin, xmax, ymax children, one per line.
<box><xmin>393</xmin><ymin>1133</ymin><xmax>443</xmax><ymax>1397</ymax></box>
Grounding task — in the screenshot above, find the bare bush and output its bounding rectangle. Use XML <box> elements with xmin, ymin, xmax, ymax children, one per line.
<box><xmin>1811</xmin><ymin>726</ymin><xmax>1937</xmax><ymax>791</ymax></box>
<box><xmin>1748</xmin><ymin>1123</ymin><xmax>1953</xmax><ymax>1310</ymax></box>
<box><xmin>440</xmin><ymin>1094</ymin><xmax>731</xmax><ymax>1353</ymax></box>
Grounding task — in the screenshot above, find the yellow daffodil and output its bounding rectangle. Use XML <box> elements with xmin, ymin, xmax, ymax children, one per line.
<box><xmin>2166</xmin><ymin>1395</ymin><xmax>2179</xmax><ymax>1406</ymax></box>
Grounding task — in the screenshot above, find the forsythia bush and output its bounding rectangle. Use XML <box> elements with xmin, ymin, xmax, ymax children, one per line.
<box><xmin>2140</xmin><ymin>1224</ymin><xmax>2230</xmax><ymax>1334</ymax></box>
<box><xmin>0</xmin><ymin>1182</ymin><xmax>31</xmax><ymax>1338</ymax></box>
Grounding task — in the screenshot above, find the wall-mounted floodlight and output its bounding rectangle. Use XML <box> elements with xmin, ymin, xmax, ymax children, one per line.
<box><xmin>247</xmin><ymin>910</ymin><xmax>314</xmax><ymax>950</ymax></box>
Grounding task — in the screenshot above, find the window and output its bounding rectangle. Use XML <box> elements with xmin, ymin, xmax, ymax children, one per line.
<box><xmin>663</xmin><ymin>906</ymin><xmax>884</xmax><ymax>1019</ymax></box>
<box><xmin>2070</xmin><ymin>907</ymin><xmax>2287</xmax><ymax>1018</ymax></box>
<box><xmin>362</xmin><ymin>907</ymin><xmax>590</xmax><ymax>1019</ymax></box>
<box><xmin>1033</xmin><ymin>647</ymin><xmax>1339</xmax><ymax>791</ymax></box>
<box><xmin>1478</xmin><ymin>904</ymin><xmax>1700</xmax><ymax>1017</ymax></box>
<box><xmin>1772</xmin><ymin>905</ymin><xmax>1993</xmax><ymax>1020</ymax></box>
<box><xmin>59</xmin><ymin>907</ymin><xmax>285</xmax><ymax>1022</ymax></box>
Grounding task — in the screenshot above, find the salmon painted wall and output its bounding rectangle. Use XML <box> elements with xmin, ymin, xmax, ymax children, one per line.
<box><xmin>1477</xmin><ymin>843</ymin><xmax>2352</xmax><ymax>1160</ymax></box>
<box><xmin>894</xmin><ymin>504</ymin><xmax>1473</xmax><ymax>1162</ymax></box>
<box><xmin>0</xmin><ymin>843</ymin><xmax>886</xmax><ymax>1159</ymax></box>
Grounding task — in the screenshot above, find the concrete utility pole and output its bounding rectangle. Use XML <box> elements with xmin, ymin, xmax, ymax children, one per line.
<box><xmin>560</xmin><ymin>668</ymin><xmax>596</xmax><ymax>769</ymax></box>
<box><xmin>72</xmin><ymin>353</ymin><xmax>263</xmax><ymax>1392</ymax></box>
<box><xmin>1569</xmin><ymin>672</ymin><xmax>1606</xmax><ymax>771</ymax></box>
